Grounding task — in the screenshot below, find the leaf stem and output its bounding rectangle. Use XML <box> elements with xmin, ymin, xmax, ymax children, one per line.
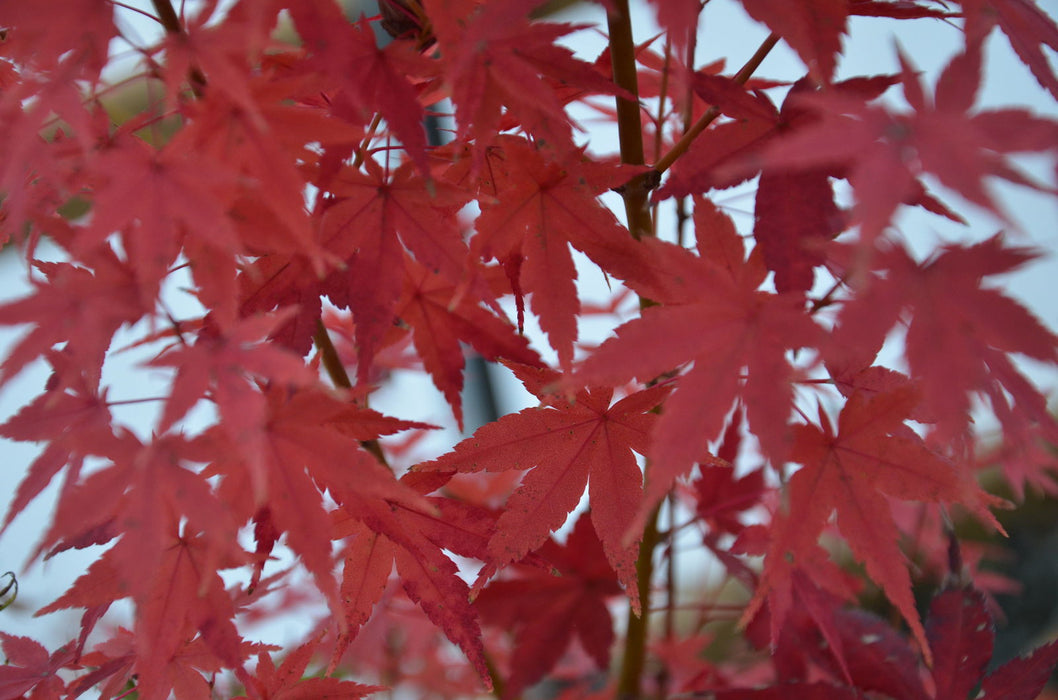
<box><xmin>653</xmin><ymin>32</ymin><xmax>779</xmax><ymax>175</ymax></box>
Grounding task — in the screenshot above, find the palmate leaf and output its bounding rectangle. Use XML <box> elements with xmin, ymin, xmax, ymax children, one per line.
<box><xmin>746</xmin><ymin>42</ymin><xmax>1058</xmax><ymax>245</ymax></box>
<box><xmin>471</xmin><ymin>137</ymin><xmax>654</xmax><ymax>371</ymax></box>
<box><xmin>747</xmin><ymin>388</ymin><xmax>995</xmax><ymax>664</ymax></box>
<box><xmin>415</xmin><ymin>364</ymin><xmax>668</xmax><ymax>612</ymax></box>
<box><xmin>574</xmin><ymin>209</ymin><xmax>819</xmax><ymax>524</ymax></box>
<box><xmin>474</xmin><ymin>513</ymin><xmax>623</xmax><ymax>698</ymax></box>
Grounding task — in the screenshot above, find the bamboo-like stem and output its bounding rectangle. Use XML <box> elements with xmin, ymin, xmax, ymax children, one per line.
<box><xmin>653</xmin><ymin>33</ymin><xmax>779</xmax><ymax>175</ymax></box>
<box><xmin>607</xmin><ymin>0</ymin><xmax>654</xmax><ymax>241</ymax></box>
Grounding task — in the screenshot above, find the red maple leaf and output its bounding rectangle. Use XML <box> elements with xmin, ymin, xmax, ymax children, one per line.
<box><xmin>0</xmin><ymin>250</ymin><xmax>151</xmax><ymax>388</ymax></box>
<box><xmin>288</xmin><ymin>7</ymin><xmax>431</xmax><ymax>171</ymax></box>
<box><xmin>0</xmin><ymin>350</ymin><xmax>115</xmax><ymax>536</ymax></box>
<box><xmin>425</xmin><ymin>0</ymin><xmax>621</xmax><ymax>156</ymax></box>
<box><xmin>204</xmin><ymin>386</ymin><xmax>433</xmax><ymax>612</ymax></box>
<box><xmin>415</xmin><ymin>363</ymin><xmax>668</xmax><ymax>611</ymax></box>
<box><xmin>574</xmin><ymin>205</ymin><xmax>819</xmax><ymax>516</ymax></box>
<box><xmin>472</xmin><ymin>137</ymin><xmax>654</xmax><ymax>371</ymax></box>
<box><xmin>0</xmin><ymin>0</ymin><xmax>115</xmax><ymax>77</ymax></box>
<box><xmin>241</xmin><ymin>636</ymin><xmax>381</xmax><ymax>700</ymax></box>
<box><xmin>828</xmin><ymin>234</ymin><xmax>1058</xmax><ymax>448</ymax></box>
<box><xmin>747</xmin><ymin>388</ymin><xmax>994</xmax><ymax>665</ymax></box>
<box><xmin>38</xmin><ymin>519</ymin><xmax>246</xmax><ymax>700</ymax></box>
<box><xmin>741</xmin><ymin>584</ymin><xmax>1058</xmax><ymax>699</ymax></box>
<box><xmin>320</xmin><ymin>156</ymin><xmax>473</xmax><ymax>380</ymax></box>
<box><xmin>396</xmin><ymin>255</ymin><xmax>542</xmax><ymax>429</ymax></box>
<box><xmin>329</xmin><ymin>480</ymin><xmax>496</xmax><ymax>688</ymax></box>
<box><xmin>147</xmin><ymin>311</ymin><xmax>318</xmax><ymax>437</ymax></box>
<box><xmin>474</xmin><ymin>512</ymin><xmax>623</xmax><ymax>698</ymax></box>
<box><xmin>79</xmin><ymin>134</ymin><xmax>242</xmax><ymax>301</ymax></box>
<box><xmin>0</xmin><ymin>634</ymin><xmax>76</xmax><ymax>700</ymax></box>
<box><xmin>961</xmin><ymin>0</ymin><xmax>1058</xmax><ymax>101</ymax></box>
<box><xmin>747</xmin><ymin>42</ymin><xmax>1058</xmax><ymax>244</ymax></box>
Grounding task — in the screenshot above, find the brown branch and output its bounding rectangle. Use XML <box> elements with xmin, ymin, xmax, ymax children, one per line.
<box><xmin>314</xmin><ymin>320</ymin><xmax>389</xmax><ymax>468</ymax></box>
<box><xmin>653</xmin><ymin>32</ymin><xmax>779</xmax><ymax>176</ymax></box>
<box><xmin>616</xmin><ymin>506</ymin><xmax>661</xmax><ymax>700</ymax></box>
<box><xmin>150</xmin><ymin>0</ymin><xmax>207</xmax><ymax>95</ymax></box>
<box><xmin>607</xmin><ymin>0</ymin><xmax>654</xmax><ymax>241</ymax></box>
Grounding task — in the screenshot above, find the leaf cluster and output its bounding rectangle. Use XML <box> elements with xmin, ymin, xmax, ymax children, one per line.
<box><xmin>1</xmin><ymin>0</ymin><xmax>1057</xmax><ymax>698</ymax></box>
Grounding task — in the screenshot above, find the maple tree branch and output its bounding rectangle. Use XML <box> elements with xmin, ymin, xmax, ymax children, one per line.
<box><xmin>315</xmin><ymin>320</ymin><xmax>353</xmax><ymax>390</ymax></box>
<box><xmin>149</xmin><ymin>0</ymin><xmax>182</xmax><ymax>34</ymax></box>
<box><xmin>483</xmin><ymin>652</ymin><xmax>506</xmax><ymax>699</ymax></box>
<box><xmin>314</xmin><ymin>321</ymin><xmax>389</xmax><ymax>468</ymax></box>
<box><xmin>150</xmin><ymin>0</ymin><xmax>207</xmax><ymax>95</ymax></box>
<box><xmin>607</xmin><ymin>0</ymin><xmax>655</xmax><ymax>241</ymax></box>
<box><xmin>616</xmin><ymin>505</ymin><xmax>661</xmax><ymax>700</ymax></box>
<box><xmin>654</xmin><ymin>494</ymin><xmax>678</xmax><ymax>699</ymax></box>
<box><xmin>653</xmin><ymin>32</ymin><xmax>779</xmax><ymax>176</ymax></box>
<box><xmin>606</xmin><ymin>6</ymin><xmax>663</xmax><ymax>691</ymax></box>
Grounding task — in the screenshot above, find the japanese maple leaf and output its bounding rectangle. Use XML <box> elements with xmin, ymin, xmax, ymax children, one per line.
<box><xmin>147</xmin><ymin>311</ymin><xmax>318</xmax><ymax>439</ymax></box>
<box><xmin>752</xmin><ymin>585</ymin><xmax>1058</xmax><ymax>699</ymax></box>
<box><xmin>574</xmin><ymin>203</ymin><xmax>819</xmax><ymax>519</ymax></box>
<box><xmin>288</xmin><ymin>8</ymin><xmax>430</xmax><ymax>171</ymax></box>
<box><xmin>738</xmin><ymin>0</ymin><xmax>849</xmax><ymax>83</ymax></box>
<box><xmin>750</xmin><ymin>78</ymin><xmax>853</xmax><ymax>293</ymax></box>
<box><xmin>205</xmin><ymin>386</ymin><xmax>434</xmax><ymax>612</ymax></box>
<box><xmin>473</xmin><ymin>513</ymin><xmax>623</xmax><ymax>699</ymax></box>
<box><xmin>0</xmin><ymin>0</ymin><xmax>115</xmax><ymax>77</ymax></box>
<box><xmin>0</xmin><ymin>249</ymin><xmax>151</xmax><ymax>388</ymax></box>
<box><xmin>170</xmin><ymin>74</ymin><xmax>358</xmax><ymax>272</ymax></box>
<box><xmin>242</xmin><ymin>636</ymin><xmax>381</xmax><ymax>700</ymax></box>
<box><xmin>70</xmin><ymin>628</ymin><xmax>265</xmax><ymax>700</ymax></box>
<box><xmin>694</xmin><ymin>463</ymin><xmax>767</xmax><ymax>538</ymax></box>
<box><xmin>415</xmin><ymin>364</ymin><xmax>669</xmax><ymax>611</ymax></box>
<box><xmin>657</xmin><ymin>76</ymin><xmax>903</xmax><ymax>292</ymax></box>
<box><xmin>0</xmin><ymin>634</ymin><xmax>76</xmax><ymax>700</ymax></box>
<box><xmin>396</xmin><ymin>255</ymin><xmax>542</xmax><ymax>429</ymax></box>
<box><xmin>236</xmin><ymin>253</ymin><xmax>326</xmax><ymax>356</ymax></box>
<box><xmin>0</xmin><ymin>350</ymin><xmax>115</xmax><ymax>535</ymax></box>
<box><xmin>328</xmin><ymin>476</ymin><xmax>499</xmax><ymax>688</ymax></box>
<box><xmin>961</xmin><ymin>0</ymin><xmax>1058</xmax><ymax>101</ymax></box>
<box><xmin>472</xmin><ymin>137</ymin><xmax>655</xmax><ymax>371</ymax></box>
<box><xmin>749</xmin><ymin>388</ymin><xmax>992</xmax><ymax>665</ymax></box>
<box><xmin>38</xmin><ymin>521</ymin><xmax>245</xmax><ymax>700</ymax></box>
<box><xmin>320</xmin><ymin>157</ymin><xmax>472</xmax><ymax>381</ymax></box>
<box><xmin>748</xmin><ymin>43</ymin><xmax>1058</xmax><ymax>244</ymax></box>
<box><xmin>80</xmin><ymin>134</ymin><xmax>242</xmax><ymax>301</ymax></box>
<box><xmin>425</xmin><ymin>0</ymin><xmax>621</xmax><ymax>156</ymax></box>
<box><xmin>829</xmin><ymin>234</ymin><xmax>1058</xmax><ymax>447</ymax></box>
<box><xmin>920</xmin><ymin>585</ymin><xmax>1058</xmax><ymax>700</ymax></box>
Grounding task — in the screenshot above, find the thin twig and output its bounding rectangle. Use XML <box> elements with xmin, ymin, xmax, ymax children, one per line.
<box><xmin>314</xmin><ymin>320</ymin><xmax>389</xmax><ymax>468</ymax></box>
<box><xmin>654</xmin><ymin>33</ymin><xmax>779</xmax><ymax>175</ymax></box>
